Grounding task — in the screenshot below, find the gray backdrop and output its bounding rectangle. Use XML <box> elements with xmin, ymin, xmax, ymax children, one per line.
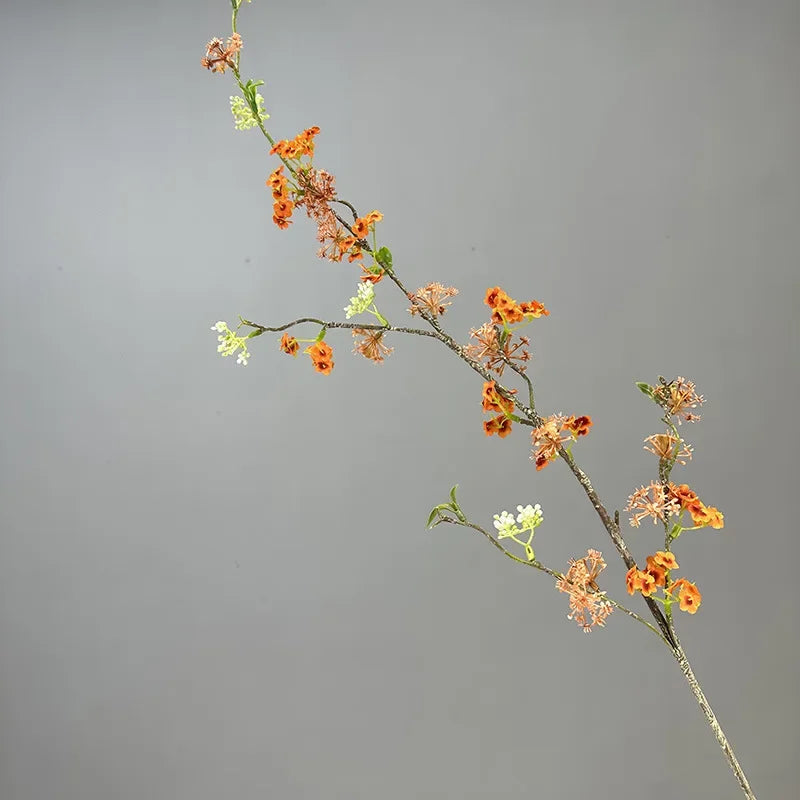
<box><xmin>1</xmin><ymin>1</ymin><xmax>798</xmax><ymax>798</ymax></box>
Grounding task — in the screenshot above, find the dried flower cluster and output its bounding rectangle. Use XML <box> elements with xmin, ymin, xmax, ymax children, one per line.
<box><xmin>201</xmin><ymin>33</ymin><xmax>242</xmax><ymax>73</ymax></box>
<box><xmin>651</xmin><ymin>376</ymin><xmax>704</xmax><ymax>424</ymax></box>
<box><xmin>407</xmin><ymin>283</ymin><xmax>458</xmax><ymax>317</ymax></box>
<box><xmin>556</xmin><ymin>549</ymin><xmax>614</xmax><ymax>632</ymax></box>
<box><xmin>531</xmin><ymin>414</ymin><xmax>593</xmax><ymax>470</ymax></box>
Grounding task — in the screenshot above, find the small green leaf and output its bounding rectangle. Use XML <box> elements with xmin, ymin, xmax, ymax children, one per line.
<box><xmin>376</xmin><ymin>247</ymin><xmax>393</xmax><ymax>270</ymax></box>
<box><xmin>449</xmin><ymin>485</ymin><xmax>459</xmax><ymax>505</ymax></box>
<box><xmin>636</xmin><ymin>381</ymin><xmax>654</xmax><ymax>398</ymax></box>
<box><xmin>426</xmin><ymin>504</ymin><xmax>454</xmax><ymax>529</ymax></box>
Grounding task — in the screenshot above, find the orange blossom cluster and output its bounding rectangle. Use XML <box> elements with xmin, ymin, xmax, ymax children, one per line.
<box><xmin>481</xmin><ymin>381</ymin><xmax>516</xmax><ymax>438</ymax></box>
<box><xmin>625</xmin><ymin>551</ymin><xmax>702</xmax><ymax>614</ymax></box>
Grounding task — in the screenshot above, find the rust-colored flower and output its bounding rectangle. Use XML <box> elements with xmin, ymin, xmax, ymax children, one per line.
<box><xmin>201</xmin><ymin>33</ymin><xmax>243</xmax><ymax>73</ymax></box>
<box><xmin>644</xmin><ymin>433</ymin><xmax>693</xmax><ymax>464</ymax></box>
<box><xmin>518</xmin><ymin>300</ymin><xmax>550</xmax><ymax>318</ymax></box>
<box><xmin>407</xmin><ymin>283</ymin><xmax>459</xmax><ymax>317</ymax></box>
<box><xmin>266</xmin><ymin>166</ymin><xmax>287</xmax><ymax>192</ymax></box>
<box><xmin>626</xmin><ymin>482</ymin><xmax>681</xmax><ymax>527</ymax></box>
<box><xmin>667</xmin><ymin>578</ymin><xmax>702</xmax><ymax>614</ymax></box>
<box><xmin>352</xmin><ymin>329</ymin><xmax>393</xmax><ymax>363</ymax></box>
<box><xmin>668</xmin><ymin>483</ymin><xmax>700</xmax><ymax>510</ymax></box>
<box><xmin>481</xmin><ymin>381</ymin><xmax>515</xmax><ymax>415</ymax></box>
<box><xmin>270</xmin><ymin>127</ymin><xmax>320</xmax><ymax>160</ymax></box>
<box><xmin>652</xmin><ymin>377</ymin><xmax>704</xmax><ymax>424</ymax></box>
<box><xmin>563</xmin><ymin>415</ymin><xmax>593</xmax><ymax>438</ymax></box>
<box><xmin>306</xmin><ymin>341</ymin><xmax>334</xmax><ymax>375</ymax></box>
<box><xmin>359</xmin><ymin>264</ymin><xmax>384</xmax><ymax>284</ymax></box>
<box><xmin>557</xmin><ymin>549</ymin><xmax>614</xmax><ymax>632</ymax></box>
<box><xmin>273</xmin><ymin>214</ymin><xmax>291</xmax><ymax>230</ymax></box>
<box><xmin>352</xmin><ymin>217</ymin><xmax>370</xmax><ymax>239</ymax></box>
<box><xmin>483</xmin><ymin>414</ymin><xmax>513</xmax><ymax>438</ymax></box>
<box><xmin>279</xmin><ymin>333</ymin><xmax>299</xmax><ymax>356</ymax></box>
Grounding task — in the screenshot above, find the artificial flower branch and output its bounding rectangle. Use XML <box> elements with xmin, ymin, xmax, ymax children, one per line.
<box><xmin>202</xmin><ymin>4</ymin><xmax>758</xmax><ymax>798</ymax></box>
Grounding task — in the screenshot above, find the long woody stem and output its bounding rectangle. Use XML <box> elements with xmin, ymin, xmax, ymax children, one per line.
<box><xmin>671</xmin><ymin>640</ymin><xmax>757</xmax><ymax>799</ymax></box>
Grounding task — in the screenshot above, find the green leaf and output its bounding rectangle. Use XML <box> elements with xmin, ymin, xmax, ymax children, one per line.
<box><xmin>426</xmin><ymin>504</ymin><xmax>454</xmax><ymax>529</ymax></box>
<box><xmin>636</xmin><ymin>381</ymin><xmax>654</xmax><ymax>398</ymax></box>
<box><xmin>376</xmin><ymin>246</ymin><xmax>393</xmax><ymax>270</ymax></box>
<box><xmin>449</xmin><ymin>485</ymin><xmax>459</xmax><ymax>505</ymax></box>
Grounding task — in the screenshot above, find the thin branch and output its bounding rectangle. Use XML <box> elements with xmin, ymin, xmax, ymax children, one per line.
<box><xmin>438</xmin><ymin>517</ymin><xmax>667</xmax><ymax>644</ymax></box>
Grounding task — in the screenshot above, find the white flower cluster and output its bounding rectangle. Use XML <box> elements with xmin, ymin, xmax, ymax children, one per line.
<box><xmin>211</xmin><ymin>321</ymin><xmax>251</xmax><ymax>366</ymax></box>
<box><xmin>229</xmin><ymin>94</ymin><xmax>269</xmax><ymax>131</ymax></box>
<box><xmin>344</xmin><ymin>283</ymin><xmax>375</xmax><ymax>319</ymax></box>
<box><xmin>492</xmin><ymin>503</ymin><xmax>543</xmax><ymax>562</ymax></box>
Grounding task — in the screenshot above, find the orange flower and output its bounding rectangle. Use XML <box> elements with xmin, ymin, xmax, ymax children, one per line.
<box><xmin>481</xmin><ymin>381</ymin><xmax>514</xmax><ymax>415</ymax></box>
<box><xmin>518</xmin><ymin>300</ymin><xmax>550</xmax><ymax>318</ymax></box>
<box><xmin>485</xmin><ymin>287</ymin><xmax>550</xmax><ymax>325</ymax></box>
<box><xmin>352</xmin><ymin>217</ymin><xmax>370</xmax><ymax>239</ymax></box>
<box><xmin>625</xmin><ymin>567</ymin><xmax>657</xmax><ymax>597</ymax></box>
<box><xmin>483</xmin><ymin>414</ymin><xmax>513</xmax><ymax>438</ymax></box>
<box><xmin>266</xmin><ymin>166</ymin><xmax>286</xmax><ymax>191</ymax></box>
<box><xmin>306</xmin><ymin>341</ymin><xmax>334</xmax><ymax>375</ymax></box>
<box><xmin>667</xmin><ymin>579</ymin><xmax>702</xmax><ymax>614</ymax></box>
<box><xmin>485</xmin><ymin>287</ymin><xmax>523</xmax><ymax>324</ymax></box>
<box><xmin>359</xmin><ymin>264</ymin><xmax>384</xmax><ymax>284</ymax></box>
<box><xmin>651</xmin><ymin>550</ymin><xmax>679</xmax><ymax>570</ymax></box>
<box><xmin>690</xmin><ymin>503</ymin><xmax>725</xmax><ymax>529</ymax></box>
<box><xmin>668</xmin><ymin>483</ymin><xmax>699</xmax><ymax>509</ymax></box>
<box><xmin>270</xmin><ymin>139</ymin><xmax>303</xmax><ymax>159</ymax></box>
<box><xmin>273</xmin><ymin>198</ymin><xmax>294</xmax><ymax>219</ymax></box>
<box><xmin>563</xmin><ymin>415</ymin><xmax>592</xmax><ymax>438</ymax></box>
<box><xmin>273</xmin><ymin>215</ymin><xmax>291</xmax><ymax>230</ymax></box>
<box><xmin>279</xmin><ymin>333</ymin><xmax>299</xmax><ymax>356</ymax></box>
<box><xmin>644</xmin><ymin>556</ymin><xmax>667</xmax><ymax>589</ymax></box>
<box><xmin>365</xmin><ymin>210</ymin><xmax>383</xmax><ymax>224</ymax></box>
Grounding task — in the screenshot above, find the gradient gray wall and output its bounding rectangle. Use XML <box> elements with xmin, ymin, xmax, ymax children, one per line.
<box><xmin>1</xmin><ymin>1</ymin><xmax>798</xmax><ymax>798</ymax></box>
